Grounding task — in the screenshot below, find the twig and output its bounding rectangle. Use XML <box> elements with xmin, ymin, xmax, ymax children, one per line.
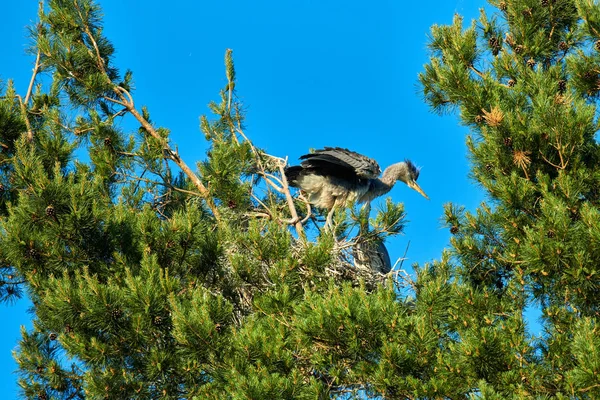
<box><xmin>392</xmin><ymin>240</ymin><xmax>411</xmax><ymax>272</ymax></box>
<box><xmin>102</xmin><ymin>96</ymin><xmax>127</xmax><ymax>107</ymax></box>
<box><xmin>470</xmin><ymin>65</ymin><xmax>485</xmax><ymax>79</ymax></box>
<box><xmin>251</xmin><ymin>193</ymin><xmax>273</xmax><ymax>216</ymax></box>
<box><xmin>114</xmin><ymin>86</ymin><xmax>134</xmax><ymax>107</ymax></box>
<box><xmin>277</xmin><ymin>160</ymin><xmax>305</xmax><ymax>240</ymax></box>
<box><xmin>539</xmin><ymin>151</ymin><xmax>567</xmax><ymax>170</ymax></box>
<box><xmin>118</xmin><ymin>172</ymin><xmax>204</xmax><ymax>198</ymax></box>
<box><xmin>244</xmin><ymin>211</ymin><xmax>271</xmax><ymax>220</ymax></box>
<box><xmin>298</xmin><ymin>193</ymin><xmax>313</xmax><ymax>224</ymax></box>
<box><xmin>116</xmin><ymin>151</ymin><xmax>139</xmax><ymax>157</ymax></box>
<box><xmin>263</xmin><ymin>176</ymin><xmax>284</xmax><ymax>193</ymax></box>
<box><xmin>74</xmin><ymin>3</ymin><xmax>107</xmax><ymax>75</ymax></box>
<box><xmin>16</xmin><ymin>95</ymin><xmax>34</xmax><ymax>142</ymax></box>
<box><xmin>24</xmin><ymin>50</ymin><xmax>41</xmax><ymax>106</ymax></box>
<box><xmin>264</xmin><ymin>172</ymin><xmax>284</xmax><ymax>188</ymax></box>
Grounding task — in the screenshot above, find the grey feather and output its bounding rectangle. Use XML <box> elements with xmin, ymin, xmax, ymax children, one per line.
<box><xmin>353</xmin><ymin>239</ymin><xmax>391</xmax><ymax>274</ymax></box>
<box><xmin>300</xmin><ymin>147</ymin><xmax>381</xmax><ymax>179</ymax></box>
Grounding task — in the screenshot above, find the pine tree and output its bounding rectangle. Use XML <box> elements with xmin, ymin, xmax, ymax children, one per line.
<box><xmin>420</xmin><ymin>0</ymin><xmax>600</xmax><ymax>397</ymax></box>
<box><xmin>3</xmin><ymin>1</ymin><xmax>412</xmax><ymax>399</ymax></box>
<box><xmin>4</xmin><ymin>0</ymin><xmax>600</xmax><ymax>399</ymax></box>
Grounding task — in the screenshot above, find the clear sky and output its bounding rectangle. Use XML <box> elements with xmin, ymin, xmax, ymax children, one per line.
<box><xmin>2</xmin><ymin>0</ymin><xmax>498</xmax><ymax>397</ymax></box>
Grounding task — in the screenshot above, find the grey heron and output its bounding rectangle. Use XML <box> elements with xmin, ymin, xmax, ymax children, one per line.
<box><xmin>285</xmin><ymin>147</ymin><xmax>429</xmax><ymax>227</ymax></box>
<box><xmin>353</xmin><ymin>236</ymin><xmax>392</xmax><ymax>274</ymax></box>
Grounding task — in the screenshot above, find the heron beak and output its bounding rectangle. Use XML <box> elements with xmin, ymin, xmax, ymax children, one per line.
<box><xmin>408</xmin><ymin>180</ymin><xmax>429</xmax><ymax>200</ymax></box>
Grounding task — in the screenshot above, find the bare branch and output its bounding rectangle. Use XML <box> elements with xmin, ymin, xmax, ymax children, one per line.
<box><xmin>298</xmin><ymin>193</ymin><xmax>313</xmax><ymax>224</ymax></box>
<box><xmin>539</xmin><ymin>150</ymin><xmax>568</xmax><ymax>170</ymax></box>
<box><xmin>102</xmin><ymin>95</ymin><xmax>127</xmax><ymax>107</ymax></box>
<box><xmin>392</xmin><ymin>240</ymin><xmax>410</xmax><ymax>272</ymax></box>
<box><xmin>24</xmin><ymin>50</ymin><xmax>41</xmax><ymax>106</ymax></box>
<box><xmin>277</xmin><ymin>160</ymin><xmax>305</xmax><ymax>240</ymax></box>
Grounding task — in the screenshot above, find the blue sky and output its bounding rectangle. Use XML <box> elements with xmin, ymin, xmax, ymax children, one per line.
<box><xmin>2</xmin><ymin>0</ymin><xmax>496</xmax><ymax>397</ymax></box>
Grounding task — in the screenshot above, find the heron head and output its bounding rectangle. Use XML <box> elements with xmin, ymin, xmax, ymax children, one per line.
<box><xmin>402</xmin><ymin>160</ymin><xmax>429</xmax><ymax>200</ymax></box>
<box><xmin>379</xmin><ymin>160</ymin><xmax>429</xmax><ymax>200</ymax></box>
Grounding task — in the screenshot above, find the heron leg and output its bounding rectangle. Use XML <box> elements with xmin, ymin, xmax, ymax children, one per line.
<box><xmin>325</xmin><ymin>208</ymin><xmax>335</xmax><ymax>231</ymax></box>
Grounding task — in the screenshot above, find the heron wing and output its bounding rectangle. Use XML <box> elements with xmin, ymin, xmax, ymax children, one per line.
<box><xmin>299</xmin><ymin>147</ymin><xmax>380</xmax><ymax>179</ymax></box>
<box><xmin>353</xmin><ymin>239</ymin><xmax>391</xmax><ymax>274</ymax></box>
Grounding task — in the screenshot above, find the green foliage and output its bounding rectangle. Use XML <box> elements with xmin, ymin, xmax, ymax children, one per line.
<box><xmin>2</xmin><ymin>1</ymin><xmax>414</xmax><ymax>397</ymax></box>
<box><xmin>3</xmin><ymin>0</ymin><xmax>600</xmax><ymax>398</ymax></box>
<box><xmin>420</xmin><ymin>0</ymin><xmax>600</xmax><ymax>397</ymax></box>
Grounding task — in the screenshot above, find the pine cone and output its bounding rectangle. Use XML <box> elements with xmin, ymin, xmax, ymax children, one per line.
<box><xmin>558</xmin><ymin>41</ymin><xmax>568</xmax><ymax>51</ymax></box>
<box><xmin>489</xmin><ymin>37</ymin><xmax>501</xmax><ymax>55</ymax></box>
<box><xmin>28</xmin><ymin>248</ymin><xmax>40</xmax><ymax>260</ymax></box>
<box><xmin>65</xmin><ymin>324</ymin><xmax>74</xmax><ymax>334</ymax></box>
<box><xmin>104</xmin><ymin>137</ymin><xmax>112</xmax><ymax>147</ymax></box>
<box><xmin>570</xmin><ymin>208</ymin><xmax>580</xmax><ymax>221</ymax></box>
<box><xmin>49</xmin><ymin>332</ymin><xmax>58</xmax><ymax>341</ymax></box>
<box><xmin>508</xmin><ymin>79</ymin><xmax>516</xmax><ymax>87</ymax></box>
<box><xmin>504</xmin><ymin>137</ymin><xmax>513</xmax><ymax>147</ymax></box>
<box><xmin>450</xmin><ymin>226</ymin><xmax>459</xmax><ymax>234</ymax></box>
<box><xmin>38</xmin><ymin>392</ymin><xmax>48</xmax><ymax>400</ymax></box>
<box><xmin>227</xmin><ymin>200</ymin><xmax>237</xmax><ymax>209</ymax></box>
<box><xmin>111</xmin><ymin>309</ymin><xmax>123</xmax><ymax>319</ymax></box>
<box><xmin>547</xmin><ymin>230</ymin><xmax>556</xmax><ymax>238</ymax></box>
<box><xmin>583</xmin><ymin>71</ymin><xmax>597</xmax><ymax>81</ymax></box>
<box><xmin>557</xmin><ymin>79</ymin><xmax>567</xmax><ymax>94</ymax></box>
<box><xmin>595</xmin><ymin>40</ymin><xmax>600</xmax><ymax>52</ymax></box>
<box><xmin>514</xmin><ymin>45</ymin><xmax>524</xmax><ymax>54</ymax></box>
<box><xmin>485</xmin><ymin>163</ymin><xmax>493</xmax><ymax>172</ymax></box>
<box><xmin>475</xmin><ymin>115</ymin><xmax>484</xmax><ymax>124</ymax></box>
<box><xmin>499</xmin><ymin>1</ymin><xmax>507</xmax><ymax>11</ymax></box>
<box><xmin>526</xmin><ymin>58</ymin><xmax>536</xmax><ymax>69</ymax></box>
<box><xmin>0</xmin><ymin>184</ymin><xmax>5</xmax><ymax>193</ymax></box>
<box><xmin>153</xmin><ymin>315</ymin><xmax>163</xmax><ymax>326</ymax></box>
<box><xmin>45</xmin><ymin>205</ymin><xmax>55</xmax><ymax>217</ymax></box>
<box><xmin>541</xmin><ymin>0</ymin><xmax>549</xmax><ymax>6</ymax></box>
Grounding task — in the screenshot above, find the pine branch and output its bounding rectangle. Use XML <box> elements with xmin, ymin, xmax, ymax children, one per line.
<box><xmin>234</xmin><ymin>122</ymin><xmax>306</xmax><ymax>238</ymax></box>
<box><xmin>62</xmin><ymin>9</ymin><xmax>222</xmax><ymax>218</ymax></box>
<box><xmin>123</xmin><ymin>99</ymin><xmax>221</xmax><ymax>220</ymax></box>
<box><xmin>16</xmin><ymin>95</ymin><xmax>34</xmax><ymax>142</ymax></box>
<box><xmin>74</xmin><ymin>2</ymin><xmax>107</xmax><ymax>76</ymax></box>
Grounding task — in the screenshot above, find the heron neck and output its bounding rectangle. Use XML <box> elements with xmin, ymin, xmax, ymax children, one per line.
<box><xmin>363</xmin><ymin>178</ymin><xmax>394</xmax><ymax>202</ymax></box>
<box><xmin>359</xmin><ymin>163</ymin><xmax>405</xmax><ymax>203</ymax></box>
<box><xmin>382</xmin><ymin>166</ymin><xmax>403</xmax><ymax>186</ymax></box>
